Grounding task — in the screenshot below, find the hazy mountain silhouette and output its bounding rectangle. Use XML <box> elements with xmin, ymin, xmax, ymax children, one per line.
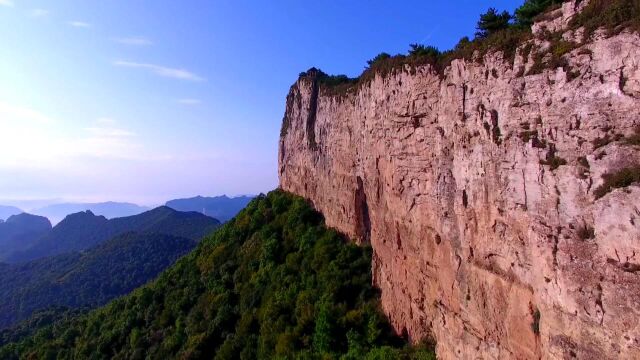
<box><xmin>165</xmin><ymin>195</ymin><xmax>254</xmax><ymax>221</ymax></box>
<box><xmin>32</xmin><ymin>202</ymin><xmax>150</xmax><ymax>225</ymax></box>
<box><xmin>5</xmin><ymin>206</ymin><xmax>220</xmax><ymax>263</ymax></box>
<box><xmin>0</xmin><ymin>214</ymin><xmax>52</xmax><ymax>260</ymax></box>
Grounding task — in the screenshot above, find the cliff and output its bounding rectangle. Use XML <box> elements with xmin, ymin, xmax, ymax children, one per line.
<box><xmin>279</xmin><ymin>1</ymin><xmax>640</xmax><ymax>359</ymax></box>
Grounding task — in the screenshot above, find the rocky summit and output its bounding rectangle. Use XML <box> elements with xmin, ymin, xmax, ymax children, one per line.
<box><xmin>279</xmin><ymin>1</ymin><xmax>640</xmax><ymax>358</ymax></box>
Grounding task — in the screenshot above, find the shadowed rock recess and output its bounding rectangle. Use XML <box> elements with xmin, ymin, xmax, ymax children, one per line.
<box><xmin>279</xmin><ymin>1</ymin><xmax>640</xmax><ymax>359</ymax></box>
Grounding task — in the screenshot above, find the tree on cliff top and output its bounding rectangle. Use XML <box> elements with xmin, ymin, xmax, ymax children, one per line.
<box><xmin>367</xmin><ymin>52</ymin><xmax>392</xmax><ymax>68</ymax></box>
<box><xmin>408</xmin><ymin>44</ymin><xmax>441</xmax><ymax>59</ymax></box>
<box><xmin>515</xmin><ymin>0</ymin><xmax>563</xmax><ymax>26</ymax></box>
<box><xmin>476</xmin><ymin>8</ymin><xmax>512</xmax><ymax>38</ymax></box>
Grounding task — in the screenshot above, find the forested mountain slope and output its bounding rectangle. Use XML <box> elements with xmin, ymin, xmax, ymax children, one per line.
<box><xmin>0</xmin><ymin>232</ymin><xmax>196</xmax><ymax>329</ymax></box>
<box><xmin>0</xmin><ymin>191</ymin><xmax>434</xmax><ymax>359</ymax></box>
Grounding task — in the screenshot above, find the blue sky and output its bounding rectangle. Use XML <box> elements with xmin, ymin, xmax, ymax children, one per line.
<box><xmin>0</xmin><ymin>0</ymin><xmax>522</xmax><ymax>206</ymax></box>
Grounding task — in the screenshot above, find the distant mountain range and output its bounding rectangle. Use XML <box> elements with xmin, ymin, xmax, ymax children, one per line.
<box><xmin>0</xmin><ymin>206</ymin><xmax>23</xmax><ymax>221</ymax></box>
<box><xmin>0</xmin><ymin>194</ymin><xmax>253</xmax><ymax>226</ymax></box>
<box><xmin>0</xmin><ymin>194</ymin><xmax>252</xmax><ymax>262</ymax></box>
<box><xmin>2</xmin><ymin>206</ymin><xmax>220</xmax><ymax>263</ymax></box>
<box><xmin>165</xmin><ymin>195</ymin><xmax>254</xmax><ymax>221</ymax></box>
<box><xmin>0</xmin><ymin>232</ymin><xmax>197</xmax><ymax>329</ymax></box>
<box><xmin>31</xmin><ymin>202</ymin><xmax>150</xmax><ymax>225</ymax></box>
<box><xmin>0</xmin><ymin>214</ymin><xmax>52</xmax><ymax>259</ymax></box>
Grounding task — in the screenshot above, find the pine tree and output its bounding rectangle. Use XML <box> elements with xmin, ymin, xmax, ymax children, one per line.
<box><xmin>476</xmin><ymin>8</ymin><xmax>512</xmax><ymax>38</ymax></box>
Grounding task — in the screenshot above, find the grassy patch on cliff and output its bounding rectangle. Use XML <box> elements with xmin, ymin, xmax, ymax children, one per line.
<box><xmin>622</xmin><ymin>126</ymin><xmax>640</xmax><ymax>146</ymax></box>
<box><xmin>0</xmin><ymin>190</ymin><xmax>435</xmax><ymax>360</ymax></box>
<box><xmin>570</xmin><ymin>0</ymin><xmax>640</xmax><ymax>37</ymax></box>
<box><xmin>593</xmin><ymin>165</ymin><xmax>640</xmax><ymax>199</ymax></box>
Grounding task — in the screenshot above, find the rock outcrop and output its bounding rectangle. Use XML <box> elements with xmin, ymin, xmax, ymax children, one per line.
<box><xmin>279</xmin><ymin>1</ymin><xmax>640</xmax><ymax>359</ymax></box>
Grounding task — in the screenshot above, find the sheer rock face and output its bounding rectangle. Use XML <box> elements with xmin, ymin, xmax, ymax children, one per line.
<box><xmin>279</xmin><ymin>2</ymin><xmax>640</xmax><ymax>359</ymax></box>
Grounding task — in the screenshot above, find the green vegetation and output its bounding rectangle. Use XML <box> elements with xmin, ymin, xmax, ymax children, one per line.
<box><xmin>624</xmin><ymin>134</ymin><xmax>640</xmax><ymax>145</ymax></box>
<box><xmin>577</xmin><ymin>156</ymin><xmax>590</xmax><ymax>169</ymax></box>
<box><xmin>298</xmin><ymin>0</ymin><xmax>640</xmax><ymax>98</ymax></box>
<box><xmin>539</xmin><ymin>144</ymin><xmax>566</xmax><ymax>170</ymax></box>
<box><xmin>0</xmin><ymin>307</ymin><xmax>86</xmax><ymax>348</ymax></box>
<box><xmin>366</xmin><ymin>53</ymin><xmax>392</xmax><ymax>68</ymax></box>
<box><xmin>570</xmin><ymin>0</ymin><xmax>640</xmax><ymax>38</ymax></box>
<box><xmin>622</xmin><ymin>126</ymin><xmax>640</xmax><ymax>146</ymax></box>
<box><xmin>0</xmin><ymin>191</ymin><xmax>435</xmax><ymax>359</ymax></box>
<box><xmin>540</xmin><ymin>156</ymin><xmax>567</xmax><ymax>170</ymax></box>
<box><xmin>576</xmin><ymin>224</ymin><xmax>596</xmax><ymax>240</ymax></box>
<box><xmin>518</xmin><ymin>128</ymin><xmax>548</xmax><ymax>148</ymax></box>
<box><xmin>518</xmin><ymin>129</ymin><xmax>539</xmax><ymax>143</ymax></box>
<box><xmin>490</xmin><ymin>113</ymin><xmax>503</xmax><ymax>145</ymax></box>
<box><xmin>592</xmin><ymin>134</ymin><xmax>615</xmax><ymax>149</ymax></box>
<box><xmin>476</xmin><ymin>8</ymin><xmax>512</xmax><ymax>38</ymax></box>
<box><xmin>515</xmin><ymin>0</ymin><xmax>563</xmax><ymax>27</ymax></box>
<box><xmin>0</xmin><ymin>232</ymin><xmax>196</xmax><ymax>329</ymax></box>
<box><xmin>577</xmin><ymin>156</ymin><xmax>590</xmax><ymax>179</ymax></box>
<box><xmin>590</xmin><ymin>127</ymin><xmax>640</xmax><ymax>150</ymax></box>
<box><xmin>407</xmin><ymin>44</ymin><xmax>441</xmax><ymax>59</ymax></box>
<box><xmin>531</xmin><ymin>308</ymin><xmax>541</xmax><ymax>335</ymax></box>
<box><xmin>301</xmin><ymin>68</ymin><xmax>359</xmax><ymax>96</ymax></box>
<box><xmin>593</xmin><ymin>165</ymin><xmax>640</xmax><ymax>199</ymax></box>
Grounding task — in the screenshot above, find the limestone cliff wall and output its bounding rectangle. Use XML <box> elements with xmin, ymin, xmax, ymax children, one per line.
<box><xmin>279</xmin><ymin>2</ymin><xmax>640</xmax><ymax>359</ymax></box>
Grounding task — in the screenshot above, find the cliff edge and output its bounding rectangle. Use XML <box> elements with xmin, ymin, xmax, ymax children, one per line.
<box><xmin>279</xmin><ymin>1</ymin><xmax>640</xmax><ymax>359</ymax></box>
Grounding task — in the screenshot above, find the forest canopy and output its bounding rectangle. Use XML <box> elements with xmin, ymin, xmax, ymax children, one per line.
<box><xmin>0</xmin><ymin>190</ymin><xmax>435</xmax><ymax>359</ymax></box>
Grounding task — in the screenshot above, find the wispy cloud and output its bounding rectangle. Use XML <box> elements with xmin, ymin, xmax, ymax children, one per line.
<box><xmin>177</xmin><ymin>98</ymin><xmax>202</xmax><ymax>105</ymax></box>
<box><xmin>113</xmin><ymin>36</ymin><xmax>153</xmax><ymax>46</ymax></box>
<box><xmin>85</xmin><ymin>127</ymin><xmax>135</xmax><ymax>138</ymax></box>
<box><xmin>95</xmin><ymin>117</ymin><xmax>117</xmax><ymax>126</ymax></box>
<box><xmin>0</xmin><ymin>113</ymin><xmax>145</xmax><ymax>170</ymax></box>
<box><xmin>28</xmin><ymin>8</ymin><xmax>49</xmax><ymax>18</ymax></box>
<box><xmin>0</xmin><ymin>101</ymin><xmax>55</xmax><ymax>124</ymax></box>
<box><xmin>74</xmin><ymin>124</ymin><xmax>142</xmax><ymax>160</ymax></box>
<box><xmin>113</xmin><ymin>60</ymin><xmax>204</xmax><ymax>82</ymax></box>
<box><xmin>68</xmin><ymin>21</ymin><xmax>91</xmax><ymax>28</ymax></box>
<box><xmin>86</xmin><ymin>118</ymin><xmax>135</xmax><ymax>138</ymax></box>
<box><xmin>71</xmin><ymin>119</ymin><xmax>140</xmax><ymax>160</ymax></box>
<box><xmin>0</xmin><ymin>0</ymin><xmax>14</xmax><ymax>8</ymax></box>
